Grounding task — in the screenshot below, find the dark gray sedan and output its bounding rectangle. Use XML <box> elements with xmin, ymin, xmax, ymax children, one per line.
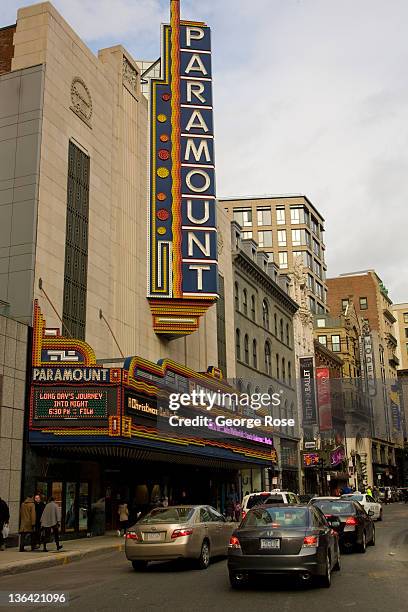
<box><xmin>227</xmin><ymin>504</ymin><xmax>340</xmax><ymax>589</ymax></box>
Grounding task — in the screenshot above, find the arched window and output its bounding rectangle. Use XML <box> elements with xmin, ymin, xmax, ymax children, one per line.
<box><xmin>264</xmin><ymin>341</ymin><xmax>272</xmax><ymax>374</ymax></box>
<box><xmin>276</xmin><ymin>353</ymin><xmax>280</xmax><ymax>379</ymax></box>
<box><xmin>251</xmin><ymin>295</ymin><xmax>256</xmax><ymax>321</ymax></box>
<box><xmin>282</xmin><ymin>357</ymin><xmax>286</xmax><ymax>383</ymax></box>
<box><xmin>244</xmin><ymin>334</ymin><xmax>249</xmax><ymax>364</ymax></box>
<box><xmin>236</xmin><ymin>329</ymin><xmax>241</xmax><ymax>360</ymax></box>
<box><xmin>242</xmin><ymin>289</ymin><xmax>248</xmax><ymax>316</ymax></box>
<box><xmin>280</xmin><ymin>318</ymin><xmax>284</xmax><ymax>342</ymax></box>
<box><xmin>288</xmin><ymin>361</ymin><xmax>292</xmax><ymax>387</ymax></box>
<box><xmin>286</xmin><ymin>322</ymin><xmax>290</xmax><ymax>346</ymax></box>
<box><xmin>252</xmin><ymin>339</ymin><xmax>258</xmax><ymax>369</ymax></box>
<box><xmin>274</xmin><ymin>313</ymin><xmax>277</xmax><ymax>336</ymax></box>
<box><xmin>262</xmin><ymin>299</ymin><xmax>270</xmax><ymax>329</ymax></box>
<box><xmin>234</xmin><ymin>282</ymin><xmax>239</xmax><ymax>311</ymax></box>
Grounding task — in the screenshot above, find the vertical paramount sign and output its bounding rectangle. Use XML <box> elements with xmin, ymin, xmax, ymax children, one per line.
<box><xmin>148</xmin><ymin>0</ymin><xmax>218</xmax><ymax>338</ymax></box>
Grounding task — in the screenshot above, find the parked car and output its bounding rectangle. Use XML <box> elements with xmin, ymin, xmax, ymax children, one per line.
<box><xmin>125</xmin><ymin>505</ymin><xmax>235</xmax><ymax>571</ymax></box>
<box><xmin>340</xmin><ymin>493</ymin><xmax>382</xmax><ymax>521</ymax></box>
<box><xmin>310</xmin><ymin>498</ymin><xmax>375</xmax><ymax>552</ymax></box>
<box><xmin>228</xmin><ymin>503</ymin><xmax>340</xmax><ymax>589</ymax></box>
<box><xmin>241</xmin><ymin>490</ymin><xmax>300</xmax><ymax>519</ymax></box>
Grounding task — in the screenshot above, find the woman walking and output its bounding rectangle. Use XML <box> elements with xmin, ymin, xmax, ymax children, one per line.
<box><xmin>41</xmin><ymin>497</ymin><xmax>63</xmax><ymax>552</ymax></box>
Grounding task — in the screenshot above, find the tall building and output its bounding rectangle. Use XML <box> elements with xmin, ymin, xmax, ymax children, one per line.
<box><xmin>231</xmin><ymin>222</ymin><xmax>300</xmax><ymax>492</ymax></box>
<box><xmin>327</xmin><ymin>270</ymin><xmax>403</xmax><ymax>485</ymax></box>
<box><xmin>221</xmin><ymin>195</ymin><xmax>327</xmax><ymax>314</ymax></box>
<box><xmin>392</xmin><ymin>303</ymin><xmax>408</xmax><ymax>370</ymax></box>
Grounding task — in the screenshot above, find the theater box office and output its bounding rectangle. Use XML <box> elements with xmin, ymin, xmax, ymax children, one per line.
<box><xmin>24</xmin><ymin>303</ymin><xmax>276</xmax><ymax>535</ymax></box>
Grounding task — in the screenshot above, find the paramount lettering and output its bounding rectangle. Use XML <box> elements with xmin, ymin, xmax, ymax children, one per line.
<box><xmin>32</xmin><ymin>367</ymin><xmax>110</xmax><ymax>383</ymax></box>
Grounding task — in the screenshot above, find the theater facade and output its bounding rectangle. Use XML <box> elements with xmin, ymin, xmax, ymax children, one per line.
<box><xmin>25</xmin><ymin>303</ymin><xmax>276</xmax><ymax>535</ymax></box>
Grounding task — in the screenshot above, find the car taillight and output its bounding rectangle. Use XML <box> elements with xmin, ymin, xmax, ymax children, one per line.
<box><xmin>303</xmin><ymin>535</ymin><xmax>319</xmax><ymax>548</ymax></box>
<box><xmin>229</xmin><ymin>536</ymin><xmax>241</xmax><ymax>549</ymax></box>
<box><xmin>126</xmin><ymin>531</ymin><xmax>141</xmax><ymax>540</ymax></box>
<box><xmin>345</xmin><ymin>516</ymin><xmax>358</xmax><ymax>525</ymax></box>
<box><xmin>241</xmin><ymin>511</ymin><xmax>247</xmax><ymax>520</ymax></box>
<box><xmin>171</xmin><ymin>528</ymin><xmax>193</xmax><ymax>539</ymax></box>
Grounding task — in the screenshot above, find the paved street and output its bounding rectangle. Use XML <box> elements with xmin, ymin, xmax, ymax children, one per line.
<box><xmin>1</xmin><ymin>504</ymin><xmax>407</xmax><ymax>612</ymax></box>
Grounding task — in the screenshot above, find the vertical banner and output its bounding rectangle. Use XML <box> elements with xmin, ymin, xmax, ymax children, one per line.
<box><xmin>148</xmin><ymin>0</ymin><xmax>218</xmax><ymax>337</ymax></box>
<box><xmin>316</xmin><ymin>367</ymin><xmax>332</xmax><ymax>431</ymax></box>
<box><xmin>299</xmin><ymin>357</ymin><xmax>317</xmax><ymax>431</ymax></box>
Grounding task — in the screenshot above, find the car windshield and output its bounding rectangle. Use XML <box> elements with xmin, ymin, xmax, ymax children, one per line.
<box><xmin>313</xmin><ymin>501</ymin><xmax>356</xmax><ymax>515</ymax></box>
<box><xmin>138</xmin><ymin>507</ymin><xmax>195</xmax><ymax>524</ymax></box>
<box><xmin>341</xmin><ymin>494</ymin><xmax>363</xmax><ymax>502</ymax></box>
<box><xmin>247</xmin><ymin>493</ymin><xmax>272</xmax><ymax>509</ymax></box>
<box><xmin>243</xmin><ymin>507</ymin><xmax>309</xmax><ymax>528</ymax></box>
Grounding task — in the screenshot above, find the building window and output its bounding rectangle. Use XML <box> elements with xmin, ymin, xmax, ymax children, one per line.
<box><xmin>216</xmin><ymin>275</ymin><xmax>227</xmax><ymax>377</ymax></box>
<box><xmin>311</xmin><ymin>216</ymin><xmax>319</xmax><ymax>236</ymax></box>
<box><xmin>405</xmin><ymin>328</ymin><xmax>408</xmax><ymax>338</ymax></box>
<box><xmin>316</xmin><ymin>303</ymin><xmax>325</xmax><ymax>314</ymax></box>
<box><xmin>288</xmin><ymin>361</ymin><xmax>292</xmax><ymax>386</ymax></box>
<box><xmin>315</xmin><ymin>282</ymin><xmax>323</xmax><ymax>299</ymax></box>
<box><xmin>236</xmin><ymin>329</ymin><xmax>241</xmax><ymax>360</ymax></box>
<box><xmin>317</xmin><ymin>318</ymin><xmax>325</xmax><ymax>327</ymax></box>
<box><xmin>359</xmin><ymin>297</ymin><xmax>368</xmax><ymax>310</ymax></box>
<box><xmin>253</xmin><ymin>339</ymin><xmax>257</xmax><ymax>368</ymax></box>
<box><xmin>280</xmin><ymin>318</ymin><xmax>284</xmax><ymax>342</ymax></box>
<box><xmin>242</xmin><ymin>289</ymin><xmax>248</xmax><ymax>315</ymax></box>
<box><xmin>286</xmin><ymin>323</ymin><xmax>290</xmax><ymax>346</ymax></box>
<box><xmin>313</xmin><ymin>238</ymin><xmax>320</xmax><ymax>257</ymax></box>
<box><xmin>307</xmin><ymin>274</ymin><xmax>314</xmax><ymax>291</ymax></box>
<box><xmin>318</xmin><ymin>335</ymin><xmax>327</xmax><ymax>346</ymax></box>
<box><xmin>282</xmin><ymin>358</ymin><xmax>286</xmax><ymax>383</ymax></box>
<box><xmin>234</xmin><ymin>282</ymin><xmax>239</xmax><ymax>310</ymax></box>
<box><xmin>262</xmin><ymin>299</ymin><xmax>270</xmax><ymax>329</ymax></box>
<box><xmin>309</xmin><ymin>297</ymin><xmax>316</xmax><ymax>312</ymax></box>
<box><xmin>264</xmin><ymin>341</ymin><xmax>272</xmax><ymax>375</ymax></box>
<box><xmin>251</xmin><ymin>295</ymin><xmax>256</xmax><ymax>320</ymax></box>
<box><xmin>276</xmin><ymin>353</ymin><xmax>280</xmax><ymax>379</ymax></box>
<box><xmin>242</xmin><ymin>231</ymin><xmax>252</xmax><ymax>239</ymax></box>
<box><xmin>331</xmin><ymin>335</ymin><xmax>341</xmax><ymax>352</ymax></box>
<box><xmin>404</xmin><ymin>313</ymin><xmax>408</xmax><ymax>324</ymax></box>
<box><xmin>258</xmin><ymin>230</ymin><xmax>272</xmax><ymax>247</ymax></box>
<box><xmin>233</xmin><ymin>208</ymin><xmax>252</xmax><ymax>227</ymax></box>
<box><xmin>244</xmin><ymin>334</ymin><xmax>249</xmax><ymax>364</ymax></box>
<box><xmin>291</xmin><ymin>228</ymin><xmax>310</xmax><ymax>247</ymax></box>
<box><xmin>290</xmin><ymin>206</ymin><xmax>308</xmax><ymax>224</ymax></box>
<box><xmin>257</xmin><ymin>207</ymin><xmax>271</xmax><ymax>226</ymax></box>
<box><xmin>277</xmin><ymin>229</ymin><xmax>287</xmax><ymax>246</ymax></box>
<box><xmin>274</xmin><ymin>312</ymin><xmax>277</xmax><ymax>335</ymax></box>
<box><xmin>314</xmin><ymin>260</ymin><xmax>322</xmax><ymax>278</ymax></box>
<box><xmin>341</xmin><ymin>299</ymin><xmax>349</xmax><ymax>312</ymax></box>
<box><xmin>278</xmin><ymin>252</ymin><xmax>288</xmax><ymax>268</ymax></box>
<box><xmin>62</xmin><ymin>141</ymin><xmax>90</xmax><ymax>340</ymax></box>
<box><xmin>276</xmin><ymin>207</ymin><xmax>285</xmax><ymax>225</ymax></box>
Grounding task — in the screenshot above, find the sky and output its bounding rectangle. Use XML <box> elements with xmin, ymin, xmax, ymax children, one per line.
<box><xmin>2</xmin><ymin>0</ymin><xmax>407</xmax><ymax>302</ymax></box>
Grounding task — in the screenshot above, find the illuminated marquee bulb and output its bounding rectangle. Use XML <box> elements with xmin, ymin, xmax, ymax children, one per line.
<box><xmin>157</xmin><ymin>167</ymin><xmax>170</xmax><ymax>178</ymax></box>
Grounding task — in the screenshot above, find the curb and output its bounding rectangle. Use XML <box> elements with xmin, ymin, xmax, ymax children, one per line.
<box><xmin>0</xmin><ymin>543</ymin><xmax>124</xmax><ymax>577</ymax></box>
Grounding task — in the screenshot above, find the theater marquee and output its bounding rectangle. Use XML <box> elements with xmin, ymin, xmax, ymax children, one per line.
<box><xmin>148</xmin><ymin>0</ymin><xmax>218</xmax><ymax>337</ymax></box>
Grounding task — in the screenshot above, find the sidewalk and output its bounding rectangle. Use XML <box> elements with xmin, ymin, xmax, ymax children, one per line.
<box><xmin>0</xmin><ymin>534</ymin><xmax>124</xmax><ymax>577</ymax></box>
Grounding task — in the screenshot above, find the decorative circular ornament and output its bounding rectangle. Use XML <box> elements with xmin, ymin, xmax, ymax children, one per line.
<box><xmin>162</xmin><ymin>93</ymin><xmax>171</xmax><ymax>101</ymax></box>
<box><xmin>157</xmin><ymin>226</ymin><xmax>166</xmax><ymax>235</ymax></box>
<box><xmin>158</xmin><ymin>149</ymin><xmax>170</xmax><ymax>160</ymax></box>
<box><xmin>157</xmin><ymin>208</ymin><xmax>170</xmax><ymax>221</ymax></box>
<box><xmin>157</xmin><ymin>114</ymin><xmax>167</xmax><ymax>123</ymax></box>
<box><xmin>160</xmin><ymin>134</ymin><xmax>170</xmax><ymax>142</ymax></box>
<box><xmin>157</xmin><ymin>167</ymin><xmax>169</xmax><ymax>178</ymax></box>
<box><xmin>157</xmin><ymin>192</ymin><xmax>167</xmax><ymax>201</ymax></box>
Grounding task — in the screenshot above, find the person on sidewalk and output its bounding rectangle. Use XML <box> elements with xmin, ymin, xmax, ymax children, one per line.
<box><xmin>41</xmin><ymin>497</ymin><xmax>63</xmax><ymax>552</ymax></box>
<box><xmin>0</xmin><ymin>496</ymin><xmax>10</xmax><ymax>551</ymax></box>
<box><xmin>33</xmin><ymin>493</ymin><xmax>45</xmax><ymax>550</ymax></box>
<box><xmin>19</xmin><ymin>495</ymin><xmax>36</xmax><ymax>552</ymax></box>
<box><xmin>117</xmin><ymin>501</ymin><xmax>129</xmax><ymax>536</ymax></box>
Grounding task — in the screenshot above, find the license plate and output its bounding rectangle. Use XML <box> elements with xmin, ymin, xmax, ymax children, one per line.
<box><xmin>145</xmin><ymin>532</ymin><xmax>163</xmax><ymax>541</ymax></box>
<box><xmin>260</xmin><ymin>538</ymin><xmax>280</xmax><ymax>549</ymax></box>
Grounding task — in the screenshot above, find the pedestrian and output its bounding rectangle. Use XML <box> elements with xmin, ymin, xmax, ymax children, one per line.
<box><xmin>386</xmin><ymin>488</ymin><xmax>392</xmax><ymax>505</ymax></box>
<box><xmin>19</xmin><ymin>495</ymin><xmax>36</xmax><ymax>552</ymax></box>
<box><xmin>33</xmin><ymin>493</ymin><xmax>45</xmax><ymax>550</ymax></box>
<box><xmin>40</xmin><ymin>497</ymin><xmax>63</xmax><ymax>552</ymax></box>
<box><xmin>117</xmin><ymin>501</ymin><xmax>129</xmax><ymax>536</ymax></box>
<box><xmin>0</xmin><ymin>496</ymin><xmax>10</xmax><ymax>551</ymax></box>
<box><xmin>341</xmin><ymin>484</ymin><xmax>352</xmax><ymax>494</ymax></box>
<box><xmin>366</xmin><ymin>486</ymin><xmax>372</xmax><ymax>497</ymax></box>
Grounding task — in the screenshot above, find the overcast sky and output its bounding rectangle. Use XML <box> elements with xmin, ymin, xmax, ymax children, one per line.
<box><xmin>2</xmin><ymin>0</ymin><xmax>407</xmax><ymax>302</ymax></box>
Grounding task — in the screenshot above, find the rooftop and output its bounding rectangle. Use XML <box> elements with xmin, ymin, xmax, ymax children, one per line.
<box><xmin>219</xmin><ymin>194</ymin><xmax>325</xmax><ymax>223</ymax></box>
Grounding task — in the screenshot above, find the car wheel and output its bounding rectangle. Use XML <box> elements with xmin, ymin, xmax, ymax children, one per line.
<box><xmin>197</xmin><ymin>540</ymin><xmax>210</xmax><ymax>569</ymax></box>
<box><xmin>333</xmin><ymin>546</ymin><xmax>341</xmax><ymax>571</ymax></box>
<box><xmin>229</xmin><ymin>571</ymin><xmax>248</xmax><ymax>590</ymax></box>
<box><xmin>357</xmin><ymin>531</ymin><xmax>366</xmax><ymax>553</ymax></box>
<box><xmin>318</xmin><ymin>553</ymin><xmax>332</xmax><ymax>588</ymax></box>
<box><xmin>369</xmin><ymin>527</ymin><xmax>375</xmax><ymax>546</ymax></box>
<box><xmin>132</xmin><ymin>560</ymin><xmax>148</xmax><ymax>571</ymax></box>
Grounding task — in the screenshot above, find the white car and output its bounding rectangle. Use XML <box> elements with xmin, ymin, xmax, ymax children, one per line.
<box><xmin>340</xmin><ymin>493</ymin><xmax>383</xmax><ymax>521</ymax></box>
<box><xmin>241</xmin><ymin>490</ymin><xmax>300</xmax><ymax>519</ymax></box>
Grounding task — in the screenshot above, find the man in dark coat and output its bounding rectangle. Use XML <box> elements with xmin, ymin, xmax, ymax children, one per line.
<box><xmin>0</xmin><ymin>497</ymin><xmax>10</xmax><ymax>551</ymax></box>
<box><xmin>33</xmin><ymin>493</ymin><xmax>45</xmax><ymax>550</ymax></box>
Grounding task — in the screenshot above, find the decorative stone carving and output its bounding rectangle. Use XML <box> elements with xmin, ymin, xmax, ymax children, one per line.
<box><xmin>70</xmin><ymin>77</ymin><xmax>92</xmax><ymax>127</ymax></box>
<box><xmin>122</xmin><ymin>57</ymin><xmax>138</xmax><ymax>94</ymax></box>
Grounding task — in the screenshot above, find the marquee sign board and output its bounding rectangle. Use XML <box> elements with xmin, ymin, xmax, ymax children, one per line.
<box><xmin>148</xmin><ymin>0</ymin><xmax>218</xmax><ymax>337</ymax></box>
